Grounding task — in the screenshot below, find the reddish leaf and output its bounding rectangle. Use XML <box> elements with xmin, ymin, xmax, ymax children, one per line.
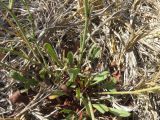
<box><xmin>78</xmin><ymin>111</ymin><xmax>83</xmax><ymax>120</ymax></box>
<box><xmin>64</xmin><ymin>99</ymin><xmax>71</xmax><ymax>106</ymax></box>
<box><xmin>112</xmin><ymin>71</ymin><xmax>121</xmax><ymax>81</ymax></box>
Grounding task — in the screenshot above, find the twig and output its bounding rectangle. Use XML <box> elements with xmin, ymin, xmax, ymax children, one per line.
<box><xmin>98</xmin><ymin>86</ymin><xmax>160</xmax><ymax>95</ymax></box>
<box><xmin>15</xmin><ymin>88</ymin><xmax>52</xmax><ymax>117</ymax></box>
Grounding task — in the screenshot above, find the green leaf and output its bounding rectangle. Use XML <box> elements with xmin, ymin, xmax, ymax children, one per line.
<box><xmin>39</xmin><ymin>68</ymin><xmax>47</xmax><ymax>80</ymax></box>
<box><xmin>61</xmin><ymin>109</ymin><xmax>73</xmax><ymax>114</ymax></box>
<box><xmin>67</xmin><ymin>51</ymin><xmax>74</xmax><ymax>65</ymax></box>
<box><xmin>67</xmin><ymin>68</ymin><xmax>80</xmax><ymax>86</ymax></box>
<box><xmin>92</xmin><ymin>47</ymin><xmax>101</xmax><ymax>58</ymax></box>
<box><xmin>80</xmin><ymin>34</ymin><xmax>83</xmax><ymax>52</ymax></box>
<box><xmin>44</xmin><ymin>43</ymin><xmax>63</xmax><ymax>67</ymax></box>
<box><xmin>93</xmin><ymin>104</ymin><xmax>109</xmax><ymax>114</ymax></box>
<box><xmin>109</xmin><ymin>107</ymin><xmax>131</xmax><ymax>117</ymax></box>
<box><xmin>10</xmin><ymin>71</ymin><xmax>26</xmax><ymax>82</ymax></box>
<box><xmin>26</xmin><ymin>78</ymin><xmax>38</xmax><ymax>87</ymax></box>
<box><xmin>88</xmin><ymin>96</ymin><xmax>95</xmax><ymax>120</ymax></box>
<box><xmin>83</xmin><ymin>96</ymin><xmax>95</xmax><ymax>120</ymax></box>
<box><xmin>89</xmin><ymin>43</ymin><xmax>101</xmax><ymax>59</ymax></box>
<box><xmin>105</xmin><ymin>77</ymin><xmax>117</xmax><ymax>92</ymax></box>
<box><xmin>66</xmin><ymin>114</ymin><xmax>77</xmax><ymax>120</ymax></box>
<box><xmin>92</xmin><ymin>71</ymin><xmax>109</xmax><ymax>85</ymax></box>
<box><xmin>61</xmin><ymin>109</ymin><xmax>78</xmax><ymax>120</ymax></box>
<box><xmin>76</xmin><ymin>88</ymin><xmax>83</xmax><ymax>105</ymax></box>
<box><xmin>88</xmin><ymin>44</ymin><xmax>96</xmax><ymax>56</ymax></box>
<box><xmin>10</xmin><ymin>71</ymin><xmax>38</xmax><ymax>88</ymax></box>
<box><xmin>76</xmin><ymin>88</ymin><xmax>81</xmax><ymax>99</ymax></box>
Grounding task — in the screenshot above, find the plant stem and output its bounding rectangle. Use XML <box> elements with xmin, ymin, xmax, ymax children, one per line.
<box><xmin>21</xmin><ymin>0</ymin><xmax>47</xmax><ymax>67</ymax></box>
<box><xmin>0</xmin><ymin>1</ymin><xmax>41</xmax><ymax>63</ymax></box>
<box><xmin>0</xmin><ymin>62</ymin><xmax>20</xmax><ymax>72</ymax></box>
<box><xmin>8</xmin><ymin>0</ymin><xmax>14</xmax><ymax>10</ymax></box>
<box><xmin>98</xmin><ymin>86</ymin><xmax>160</xmax><ymax>95</ymax></box>
<box><xmin>79</xmin><ymin>0</ymin><xmax>89</xmax><ymax>66</ymax></box>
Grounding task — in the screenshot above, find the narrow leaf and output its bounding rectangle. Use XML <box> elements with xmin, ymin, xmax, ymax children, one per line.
<box><xmin>93</xmin><ymin>104</ymin><xmax>109</xmax><ymax>114</ymax></box>
<box><xmin>109</xmin><ymin>107</ymin><xmax>131</xmax><ymax>117</ymax></box>
<box><xmin>10</xmin><ymin>71</ymin><xmax>38</xmax><ymax>88</ymax></box>
<box><xmin>44</xmin><ymin>43</ymin><xmax>63</xmax><ymax>67</ymax></box>
<box><xmin>10</xmin><ymin>71</ymin><xmax>26</xmax><ymax>82</ymax></box>
<box><xmin>39</xmin><ymin>68</ymin><xmax>47</xmax><ymax>80</ymax></box>
<box><xmin>87</xmin><ymin>96</ymin><xmax>95</xmax><ymax>120</ymax></box>
<box><xmin>76</xmin><ymin>88</ymin><xmax>83</xmax><ymax>105</ymax></box>
<box><xmin>67</xmin><ymin>51</ymin><xmax>74</xmax><ymax>65</ymax></box>
<box><xmin>105</xmin><ymin>77</ymin><xmax>117</xmax><ymax>92</ymax></box>
<box><xmin>89</xmin><ymin>44</ymin><xmax>101</xmax><ymax>59</ymax></box>
<box><xmin>92</xmin><ymin>71</ymin><xmax>109</xmax><ymax>85</ymax></box>
<box><xmin>83</xmin><ymin>96</ymin><xmax>95</xmax><ymax>120</ymax></box>
<box><xmin>61</xmin><ymin>109</ymin><xmax>73</xmax><ymax>114</ymax></box>
<box><xmin>67</xmin><ymin>68</ymin><xmax>80</xmax><ymax>86</ymax></box>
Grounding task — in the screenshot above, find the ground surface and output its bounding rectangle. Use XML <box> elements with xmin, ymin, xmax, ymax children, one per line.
<box><xmin>0</xmin><ymin>0</ymin><xmax>160</xmax><ymax>120</ymax></box>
